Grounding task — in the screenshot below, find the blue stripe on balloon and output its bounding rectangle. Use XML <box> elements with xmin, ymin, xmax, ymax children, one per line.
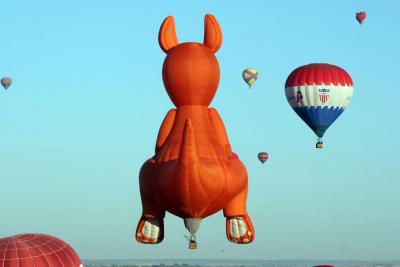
<box><xmin>293</xmin><ymin>106</ymin><xmax>345</xmax><ymax>138</ymax></box>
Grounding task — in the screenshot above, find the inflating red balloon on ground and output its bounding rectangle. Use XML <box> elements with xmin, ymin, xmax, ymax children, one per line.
<box><xmin>0</xmin><ymin>233</ymin><xmax>82</xmax><ymax>267</ymax></box>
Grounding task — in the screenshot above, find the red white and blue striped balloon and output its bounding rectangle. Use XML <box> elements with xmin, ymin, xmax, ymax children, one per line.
<box><xmin>285</xmin><ymin>63</ymin><xmax>354</xmax><ymax>140</ymax></box>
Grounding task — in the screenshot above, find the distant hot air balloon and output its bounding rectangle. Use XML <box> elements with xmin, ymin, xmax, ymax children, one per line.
<box><xmin>0</xmin><ymin>233</ymin><xmax>82</xmax><ymax>267</ymax></box>
<box><xmin>285</xmin><ymin>63</ymin><xmax>354</xmax><ymax>149</ymax></box>
<box><xmin>242</xmin><ymin>68</ymin><xmax>258</xmax><ymax>88</ymax></box>
<box><xmin>258</xmin><ymin>152</ymin><xmax>269</xmax><ymax>164</ymax></box>
<box><xmin>356</xmin><ymin>12</ymin><xmax>367</xmax><ymax>24</ymax></box>
<box><xmin>1</xmin><ymin>77</ymin><xmax>12</xmax><ymax>90</ymax></box>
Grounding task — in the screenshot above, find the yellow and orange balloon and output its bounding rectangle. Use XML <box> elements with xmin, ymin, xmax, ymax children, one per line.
<box><xmin>242</xmin><ymin>68</ymin><xmax>258</xmax><ymax>88</ymax></box>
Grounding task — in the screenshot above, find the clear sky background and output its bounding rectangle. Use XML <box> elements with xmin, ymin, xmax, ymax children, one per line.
<box><xmin>1</xmin><ymin>0</ymin><xmax>399</xmax><ymax>261</ymax></box>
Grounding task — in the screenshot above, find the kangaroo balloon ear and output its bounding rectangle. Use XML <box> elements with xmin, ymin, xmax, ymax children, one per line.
<box><xmin>159</xmin><ymin>16</ymin><xmax>179</xmax><ymax>53</ymax></box>
<box><xmin>203</xmin><ymin>14</ymin><xmax>222</xmax><ymax>53</ymax></box>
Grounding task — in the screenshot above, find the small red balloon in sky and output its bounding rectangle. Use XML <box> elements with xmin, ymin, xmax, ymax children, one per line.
<box><xmin>0</xmin><ymin>233</ymin><xmax>82</xmax><ymax>267</ymax></box>
<box><xmin>356</xmin><ymin>11</ymin><xmax>367</xmax><ymax>24</ymax></box>
<box><xmin>258</xmin><ymin>152</ymin><xmax>269</xmax><ymax>164</ymax></box>
<box><xmin>1</xmin><ymin>77</ymin><xmax>12</xmax><ymax>90</ymax></box>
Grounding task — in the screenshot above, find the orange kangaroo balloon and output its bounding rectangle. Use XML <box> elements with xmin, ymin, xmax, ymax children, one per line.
<box><xmin>135</xmin><ymin>14</ymin><xmax>255</xmax><ymax>247</ymax></box>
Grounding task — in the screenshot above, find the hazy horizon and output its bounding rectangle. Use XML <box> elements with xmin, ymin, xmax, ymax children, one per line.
<box><xmin>82</xmin><ymin>258</ymin><xmax>400</xmax><ymax>261</ymax></box>
<box><xmin>81</xmin><ymin>259</ymin><xmax>400</xmax><ymax>266</ymax></box>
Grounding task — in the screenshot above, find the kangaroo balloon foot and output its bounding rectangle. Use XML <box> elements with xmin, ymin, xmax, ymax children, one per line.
<box><xmin>226</xmin><ymin>215</ymin><xmax>254</xmax><ymax>244</ymax></box>
<box><xmin>135</xmin><ymin>217</ymin><xmax>164</xmax><ymax>244</ymax></box>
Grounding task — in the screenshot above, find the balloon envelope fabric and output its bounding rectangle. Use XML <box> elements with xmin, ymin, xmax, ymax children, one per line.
<box><xmin>0</xmin><ymin>233</ymin><xmax>82</xmax><ymax>267</ymax></box>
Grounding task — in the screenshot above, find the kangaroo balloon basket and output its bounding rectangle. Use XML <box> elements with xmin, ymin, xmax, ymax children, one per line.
<box><xmin>184</xmin><ymin>234</ymin><xmax>198</xmax><ymax>249</ymax></box>
<box><xmin>188</xmin><ymin>240</ymin><xmax>198</xmax><ymax>249</ymax></box>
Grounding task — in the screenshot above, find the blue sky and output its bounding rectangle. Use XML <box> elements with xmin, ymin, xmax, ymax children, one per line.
<box><xmin>1</xmin><ymin>0</ymin><xmax>399</xmax><ymax>261</ymax></box>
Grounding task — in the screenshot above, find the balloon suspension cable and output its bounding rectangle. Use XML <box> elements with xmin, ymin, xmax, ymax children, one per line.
<box><xmin>184</xmin><ymin>234</ymin><xmax>196</xmax><ymax>242</ymax></box>
<box><xmin>184</xmin><ymin>218</ymin><xmax>200</xmax><ymax>249</ymax></box>
<box><xmin>190</xmin><ymin>234</ymin><xmax>196</xmax><ymax>242</ymax></box>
